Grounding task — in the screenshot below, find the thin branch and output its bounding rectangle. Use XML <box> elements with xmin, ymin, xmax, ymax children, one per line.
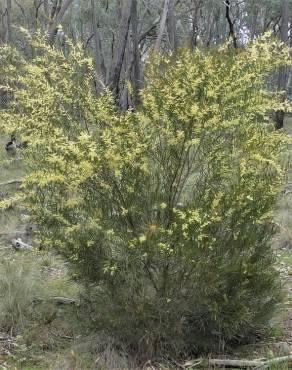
<box><xmin>84</xmin><ymin>32</ymin><xmax>94</xmax><ymax>50</ymax></box>
<box><xmin>138</xmin><ymin>21</ymin><xmax>158</xmax><ymax>43</ymax></box>
<box><xmin>90</xmin><ymin>0</ymin><xmax>106</xmax><ymax>80</ymax></box>
<box><xmin>13</xmin><ymin>0</ymin><xmax>26</xmax><ymax>19</ymax></box>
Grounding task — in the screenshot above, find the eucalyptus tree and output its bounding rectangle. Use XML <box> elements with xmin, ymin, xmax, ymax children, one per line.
<box><xmin>0</xmin><ymin>0</ymin><xmax>291</xmax><ymax>110</ymax></box>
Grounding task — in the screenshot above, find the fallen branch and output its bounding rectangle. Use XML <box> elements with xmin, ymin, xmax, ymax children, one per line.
<box><xmin>33</xmin><ymin>296</ymin><xmax>77</xmax><ymax>306</ymax></box>
<box><xmin>51</xmin><ymin>296</ymin><xmax>77</xmax><ymax>305</ymax></box>
<box><xmin>208</xmin><ymin>359</ymin><xmax>264</xmax><ymax>368</ymax></box>
<box><xmin>0</xmin><ymin>179</ymin><xmax>22</xmax><ymax>186</ymax></box>
<box><xmin>182</xmin><ymin>358</ymin><xmax>262</xmax><ymax>368</ymax></box>
<box><xmin>255</xmin><ymin>355</ymin><xmax>292</xmax><ymax>369</ymax></box>
<box><xmin>182</xmin><ymin>355</ymin><xmax>292</xmax><ymax>369</ymax></box>
<box><xmin>214</xmin><ymin>358</ymin><xmax>264</xmax><ymax>367</ymax></box>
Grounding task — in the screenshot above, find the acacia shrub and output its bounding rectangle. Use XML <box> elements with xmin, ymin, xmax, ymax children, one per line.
<box><xmin>0</xmin><ymin>34</ymin><xmax>291</xmax><ymax>357</ymax></box>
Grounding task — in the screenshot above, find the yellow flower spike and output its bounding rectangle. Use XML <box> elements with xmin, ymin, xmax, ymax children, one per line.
<box><xmin>149</xmin><ymin>224</ymin><xmax>157</xmax><ymax>232</ymax></box>
<box><xmin>106</xmin><ymin>229</ymin><xmax>115</xmax><ymax>236</ymax></box>
<box><xmin>139</xmin><ymin>235</ymin><xmax>147</xmax><ymax>243</ymax></box>
<box><xmin>121</xmin><ymin>207</ymin><xmax>128</xmax><ymax>216</ymax></box>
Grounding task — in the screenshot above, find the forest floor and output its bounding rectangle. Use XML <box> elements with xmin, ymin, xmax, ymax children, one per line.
<box><xmin>0</xmin><ymin>118</ymin><xmax>291</xmax><ymax>369</ymax></box>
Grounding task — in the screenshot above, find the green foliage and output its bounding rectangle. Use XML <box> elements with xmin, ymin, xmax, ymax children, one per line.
<box><xmin>0</xmin><ymin>33</ymin><xmax>291</xmax><ymax>358</ymax></box>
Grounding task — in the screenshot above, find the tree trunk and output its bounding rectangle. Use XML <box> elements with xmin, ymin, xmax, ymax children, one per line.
<box><xmin>206</xmin><ymin>13</ymin><xmax>214</xmax><ymax>47</ymax></box>
<box><xmin>250</xmin><ymin>2</ymin><xmax>258</xmax><ymax>41</ymax></box>
<box><xmin>0</xmin><ymin>1</ymin><xmax>5</xmax><ymax>44</ymax></box>
<box><xmin>107</xmin><ymin>0</ymin><xmax>133</xmax><ymax>98</ymax></box>
<box><xmin>213</xmin><ymin>6</ymin><xmax>221</xmax><ymax>44</ymax></box>
<box><xmin>119</xmin><ymin>34</ymin><xmax>131</xmax><ymax>109</ymax></box>
<box><xmin>50</xmin><ymin>0</ymin><xmax>59</xmax><ymax>18</ymax></box>
<box><xmin>154</xmin><ymin>0</ymin><xmax>170</xmax><ymax>52</ymax></box>
<box><xmin>259</xmin><ymin>6</ymin><xmax>267</xmax><ymax>34</ymax></box>
<box><xmin>225</xmin><ymin>0</ymin><xmax>237</xmax><ymax>48</ymax></box>
<box><xmin>0</xmin><ymin>1</ymin><xmax>5</xmax><ymax>106</ymax></box>
<box><xmin>167</xmin><ymin>0</ymin><xmax>177</xmax><ymax>51</ymax></box>
<box><xmin>275</xmin><ymin>0</ymin><xmax>289</xmax><ymax>130</ymax></box>
<box><xmin>131</xmin><ymin>0</ymin><xmax>141</xmax><ymax>105</ymax></box>
<box><xmin>90</xmin><ymin>0</ymin><xmax>106</xmax><ymax>83</ymax></box>
<box><xmin>43</xmin><ymin>0</ymin><xmax>49</xmax><ymax>18</ymax></box>
<box><xmin>48</xmin><ymin>0</ymin><xmax>74</xmax><ymax>45</ymax></box>
<box><xmin>5</xmin><ymin>0</ymin><xmax>11</xmax><ymax>43</ymax></box>
<box><xmin>189</xmin><ymin>1</ymin><xmax>201</xmax><ymax>50</ymax></box>
<box><xmin>42</xmin><ymin>0</ymin><xmax>50</xmax><ymax>28</ymax></box>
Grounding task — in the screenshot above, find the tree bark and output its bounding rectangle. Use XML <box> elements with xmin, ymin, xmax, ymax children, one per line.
<box><xmin>90</xmin><ymin>0</ymin><xmax>106</xmax><ymax>82</ymax></box>
<box><xmin>154</xmin><ymin>0</ymin><xmax>170</xmax><ymax>52</ymax></box>
<box><xmin>206</xmin><ymin>12</ymin><xmax>215</xmax><ymax>47</ymax></box>
<box><xmin>42</xmin><ymin>0</ymin><xmax>50</xmax><ymax>28</ymax></box>
<box><xmin>0</xmin><ymin>2</ymin><xmax>5</xmax><ymax>44</ymax></box>
<box><xmin>189</xmin><ymin>1</ymin><xmax>201</xmax><ymax>50</ymax></box>
<box><xmin>225</xmin><ymin>0</ymin><xmax>237</xmax><ymax>48</ymax></box>
<box><xmin>250</xmin><ymin>1</ymin><xmax>258</xmax><ymax>41</ymax></box>
<box><xmin>5</xmin><ymin>0</ymin><xmax>11</xmax><ymax>43</ymax></box>
<box><xmin>167</xmin><ymin>0</ymin><xmax>177</xmax><ymax>51</ymax></box>
<box><xmin>48</xmin><ymin>0</ymin><xmax>73</xmax><ymax>45</ymax></box>
<box><xmin>107</xmin><ymin>0</ymin><xmax>133</xmax><ymax>98</ymax></box>
<box><xmin>275</xmin><ymin>0</ymin><xmax>289</xmax><ymax>130</ymax></box>
<box><xmin>214</xmin><ymin>6</ymin><xmax>221</xmax><ymax>44</ymax></box>
<box><xmin>131</xmin><ymin>0</ymin><xmax>141</xmax><ymax>105</ymax></box>
<box><xmin>119</xmin><ymin>34</ymin><xmax>131</xmax><ymax>109</ymax></box>
<box><xmin>50</xmin><ymin>0</ymin><xmax>59</xmax><ymax>18</ymax></box>
<box><xmin>43</xmin><ymin>0</ymin><xmax>49</xmax><ymax>18</ymax></box>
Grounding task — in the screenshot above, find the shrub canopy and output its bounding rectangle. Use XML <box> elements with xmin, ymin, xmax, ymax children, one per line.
<box><xmin>0</xmin><ymin>33</ymin><xmax>291</xmax><ymax>357</ymax></box>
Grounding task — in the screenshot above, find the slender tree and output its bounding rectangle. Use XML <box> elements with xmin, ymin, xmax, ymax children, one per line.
<box><xmin>225</xmin><ymin>0</ymin><xmax>237</xmax><ymax>48</ymax></box>
<box><xmin>5</xmin><ymin>0</ymin><xmax>11</xmax><ymax>43</ymax></box>
<box><xmin>131</xmin><ymin>0</ymin><xmax>141</xmax><ymax>105</ymax></box>
<box><xmin>189</xmin><ymin>1</ymin><xmax>201</xmax><ymax>50</ymax></box>
<box><xmin>48</xmin><ymin>0</ymin><xmax>74</xmax><ymax>45</ymax></box>
<box><xmin>167</xmin><ymin>0</ymin><xmax>177</xmax><ymax>51</ymax></box>
<box><xmin>275</xmin><ymin>0</ymin><xmax>289</xmax><ymax>129</ymax></box>
<box><xmin>90</xmin><ymin>0</ymin><xmax>106</xmax><ymax>82</ymax></box>
<box><xmin>43</xmin><ymin>0</ymin><xmax>50</xmax><ymax>26</ymax></box>
<box><xmin>107</xmin><ymin>0</ymin><xmax>133</xmax><ymax>98</ymax></box>
<box><xmin>154</xmin><ymin>0</ymin><xmax>170</xmax><ymax>52</ymax></box>
<box><xmin>0</xmin><ymin>1</ymin><xmax>5</xmax><ymax>44</ymax></box>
